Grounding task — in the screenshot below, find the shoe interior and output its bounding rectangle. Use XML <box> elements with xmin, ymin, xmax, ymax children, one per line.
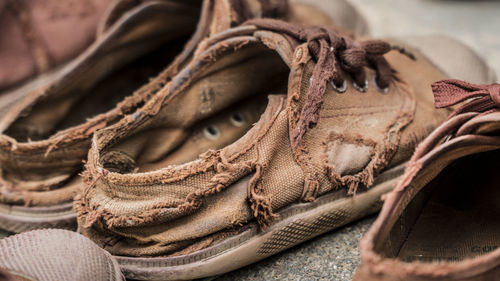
<box><xmin>97</xmin><ymin>1</ymin><xmax>348</xmax><ymax>174</ymax></box>
<box><xmin>3</xmin><ymin>1</ymin><xmax>339</xmax><ymax>146</ymax></box>
<box><xmin>101</xmin><ymin>44</ymin><xmax>289</xmax><ymax>173</ymax></box>
<box><xmin>382</xmin><ymin>149</ymin><xmax>500</xmax><ymax>263</ymax></box>
<box><xmin>137</xmin><ymin>94</ymin><xmax>269</xmax><ymax>172</ymax></box>
<box><xmin>4</xmin><ymin>3</ymin><xmax>200</xmax><ymax>142</ymax></box>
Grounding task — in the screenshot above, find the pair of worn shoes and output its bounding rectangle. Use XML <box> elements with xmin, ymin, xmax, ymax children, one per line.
<box><xmin>0</xmin><ymin>0</ymin><xmax>498</xmax><ymax>280</ymax></box>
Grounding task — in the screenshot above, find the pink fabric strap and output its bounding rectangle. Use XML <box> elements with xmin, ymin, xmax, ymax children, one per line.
<box><xmin>432</xmin><ymin>79</ymin><xmax>500</xmax><ymax>118</ymax></box>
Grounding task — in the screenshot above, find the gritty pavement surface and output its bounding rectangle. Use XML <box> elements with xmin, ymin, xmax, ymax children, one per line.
<box><xmin>214</xmin><ymin>217</ymin><xmax>374</xmax><ymax>281</ymax></box>
<box><xmin>213</xmin><ymin>1</ymin><xmax>500</xmax><ymax>280</ymax></box>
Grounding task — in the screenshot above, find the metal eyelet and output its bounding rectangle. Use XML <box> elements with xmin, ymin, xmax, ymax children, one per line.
<box><xmin>229</xmin><ymin>112</ymin><xmax>246</xmax><ymax>127</ymax></box>
<box><xmin>203</xmin><ymin>125</ymin><xmax>221</xmax><ymax>140</ymax></box>
<box><xmin>352</xmin><ymin>80</ymin><xmax>369</xmax><ymax>93</ymax></box>
<box><xmin>330</xmin><ymin>80</ymin><xmax>347</xmax><ymax>93</ymax></box>
<box><xmin>373</xmin><ymin>76</ymin><xmax>389</xmax><ymax>94</ymax></box>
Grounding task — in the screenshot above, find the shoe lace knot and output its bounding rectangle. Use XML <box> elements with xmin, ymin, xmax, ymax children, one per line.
<box><xmin>243</xmin><ymin>18</ymin><xmax>413</xmax><ymax>149</ymax></box>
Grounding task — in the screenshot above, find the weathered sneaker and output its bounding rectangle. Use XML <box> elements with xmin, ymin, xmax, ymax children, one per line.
<box><xmin>0</xmin><ymin>229</ymin><xmax>123</xmax><ymax>281</ymax></box>
<box><xmin>355</xmin><ymin>79</ymin><xmax>500</xmax><ymax>281</ymax></box>
<box><xmin>76</xmin><ymin>19</ymin><xmax>493</xmax><ymax>280</ymax></box>
<box><xmin>0</xmin><ymin>0</ymin><xmax>368</xmax><ymax>233</ymax></box>
<box><xmin>0</xmin><ymin>0</ymin><xmax>286</xmax><ymax>233</ymax></box>
<box><xmin>0</xmin><ymin>0</ymin><xmax>203</xmax><ymax>233</ymax></box>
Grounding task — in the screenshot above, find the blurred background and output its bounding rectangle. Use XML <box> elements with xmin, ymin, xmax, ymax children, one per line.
<box><xmin>352</xmin><ymin>0</ymin><xmax>500</xmax><ymax>74</ymax></box>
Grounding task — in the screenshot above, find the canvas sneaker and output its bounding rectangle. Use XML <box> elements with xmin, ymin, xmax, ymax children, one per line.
<box><xmin>76</xmin><ymin>19</ymin><xmax>494</xmax><ymax>280</ymax></box>
<box><xmin>355</xmin><ymin>79</ymin><xmax>500</xmax><ymax>281</ymax></box>
<box><xmin>0</xmin><ymin>0</ymin><xmax>370</xmax><ymax>234</ymax></box>
<box><xmin>0</xmin><ymin>0</ymin><xmax>293</xmax><ymax>233</ymax></box>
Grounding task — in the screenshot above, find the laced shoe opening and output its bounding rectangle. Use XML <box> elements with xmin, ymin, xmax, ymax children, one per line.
<box><xmin>380</xmin><ymin>149</ymin><xmax>500</xmax><ymax>263</ymax></box>
<box><xmin>100</xmin><ymin>44</ymin><xmax>289</xmax><ymax>174</ymax></box>
<box><xmin>139</xmin><ymin>94</ymin><xmax>270</xmax><ymax>172</ymax></box>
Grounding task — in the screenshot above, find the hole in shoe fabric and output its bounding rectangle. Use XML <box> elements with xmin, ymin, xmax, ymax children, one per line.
<box><xmin>324</xmin><ymin>133</ymin><xmax>375</xmax><ymax>176</ymax></box>
<box><xmin>382</xmin><ymin>149</ymin><xmax>500</xmax><ymax>263</ymax></box>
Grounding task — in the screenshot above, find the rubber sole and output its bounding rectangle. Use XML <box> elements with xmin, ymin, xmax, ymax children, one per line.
<box><xmin>116</xmin><ymin>162</ymin><xmax>405</xmax><ymax>280</ymax></box>
<box><xmin>0</xmin><ymin>202</ymin><xmax>76</xmax><ymax>233</ymax></box>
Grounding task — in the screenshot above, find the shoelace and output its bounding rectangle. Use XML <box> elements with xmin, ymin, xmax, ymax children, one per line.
<box><xmin>243</xmin><ymin>18</ymin><xmax>414</xmax><ymax>149</ymax></box>
<box><xmin>432</xmin><ymin>79</ymin><xmax>500</xmax><ymax>118</ymax></box>
<box><xmin>410</xmin><ymin>79</ymin><xmax>500</xmax><ymax>162</ymax></box>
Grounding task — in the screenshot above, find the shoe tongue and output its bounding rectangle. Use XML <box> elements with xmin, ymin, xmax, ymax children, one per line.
<box><xmin>159</xmin><ymin>44</ymin><xmax>289</xmax><ymax>127</ymax></box>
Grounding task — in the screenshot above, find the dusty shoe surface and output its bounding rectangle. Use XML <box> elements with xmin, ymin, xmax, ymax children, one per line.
<box><xmin>0</xmin><ymin>229</ymin><xmax>123</xmax><ymax>281</ymax></box>
<box><xmin>74</xmin><ymin>19</ymin><xmax>495</xmax><ymax>280</ymax></box>
<box><xmin>355</xmin><ymin>79</ymin><xmax>500</xmax><ymax>281</ymax></box>
<box><xmin>0</xmin><ymin>0</ymin><xmax>297</xmax><ymax>233</ymax></box>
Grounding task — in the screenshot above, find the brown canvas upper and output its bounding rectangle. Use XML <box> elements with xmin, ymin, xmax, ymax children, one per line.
<box><xmin>355</xmin><ymin>79</ymin><xmax>500</xmax><ymax>281</ymax></box>
<box><xmin>0</xmin><ymin>0</ymin><xmax>290</xmax><ymax>209</ymax></box>
<box><xmin>76</xmin><ymin>19</ymin><xmax>451</xmax><ymax>257</ymax></box>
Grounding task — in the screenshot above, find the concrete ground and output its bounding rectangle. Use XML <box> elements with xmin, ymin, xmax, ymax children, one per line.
<box><xmin>214</xmin><ymin>1</ymin><xmax>500</xmax><ymax>280</ymax></box>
